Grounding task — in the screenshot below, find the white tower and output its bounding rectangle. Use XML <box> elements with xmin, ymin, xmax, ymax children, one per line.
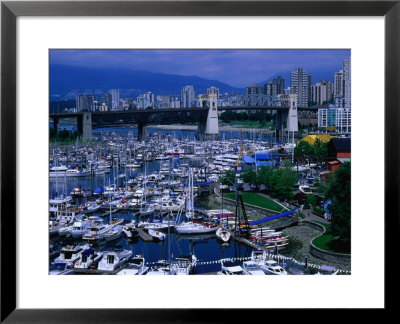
<box><xmin>204</xmin><ymin>92</ymin><xmax>219</xmax><ymax>140</ymax></box>
<box><xmin>286</xmin><ymin>94</ymin><xmax>298</xmax><ymax>132</ymax></box>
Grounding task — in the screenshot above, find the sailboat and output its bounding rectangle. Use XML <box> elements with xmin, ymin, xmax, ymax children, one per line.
<box><xmin>175</xmin><ymin>168</ymin><xmax>218</xmax><ymax>235</ymax></box>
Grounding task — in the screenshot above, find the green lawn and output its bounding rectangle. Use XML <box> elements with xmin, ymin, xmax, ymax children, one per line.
<box><xmin>312</xmin><ymin>221</ymin><xmax>350</xmax><ymax>254</ymax></box>
<box><xmin>226</xmin><ymin>121</ymin><xmax>273</xmax><ymax>129</ymax></box>
<box><xmin>222</xmin><ymin>192</ymin><xmax>286</xmax><ymax>212</ymax></box>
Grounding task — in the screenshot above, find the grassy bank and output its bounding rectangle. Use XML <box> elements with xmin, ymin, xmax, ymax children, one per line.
<box><xmin>312</xmin><ymin>221</ymin><xmax>350</xmax><ymax>254</ymax></box>
<box><xmin>222</xmin><ymin>192</ymin><xmax>286</xmax><ymax>213</ymax></box>
<box><xmin>226</xmin><ymin>121</ymin><xmax>273</xmax><ymax>129</ymax></box>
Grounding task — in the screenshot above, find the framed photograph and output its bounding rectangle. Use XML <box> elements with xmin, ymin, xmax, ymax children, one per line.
<box><xmin>1</xmin><ymin>0</ymin><xmax>397</xmax><ymax>321</ymax></box>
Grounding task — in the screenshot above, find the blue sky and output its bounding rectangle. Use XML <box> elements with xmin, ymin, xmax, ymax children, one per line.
<box><xmin>50</xmin><ymin>49</ymin><xmax>350</xmax><ymax>88</ymax></box>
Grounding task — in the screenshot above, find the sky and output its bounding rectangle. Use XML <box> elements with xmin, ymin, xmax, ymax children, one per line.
<box><xmin>50</xmin><ymin>49</ymin><xmax>351</xmax><ymax>88</ymax></box>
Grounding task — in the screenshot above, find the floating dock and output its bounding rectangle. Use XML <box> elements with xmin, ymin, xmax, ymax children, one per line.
<box><xmin>135</xmin><ymin>228</ymin><xmax>153</xmax><ymax>242</ymax></box>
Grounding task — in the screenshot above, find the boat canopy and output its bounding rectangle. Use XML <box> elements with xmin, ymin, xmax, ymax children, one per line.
<box><xmin>82</xmin><ymin>248</ymin><xmax>95</xmax><ymax>256</ymax></box>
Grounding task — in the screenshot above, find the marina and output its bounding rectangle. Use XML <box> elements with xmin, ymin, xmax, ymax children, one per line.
<box><xmin>49</xmin><ymin>127</ymin><xmax>350</xmax><ymax>275</ymax></box>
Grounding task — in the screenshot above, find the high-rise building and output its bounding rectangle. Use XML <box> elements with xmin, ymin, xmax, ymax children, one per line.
<box><xmin>311</xmin><ymin>79</ymin><xmax>333</xmax><ymax>106</ymax></box>
<box><xmin>76</xmin><ymin>94</ymin><xmax>97</xmax><ymax>112</ymax></box>
<box><xmin>156</xmin><ymin>95</ymin><xmax>171</xmax><ymax>109</ymax></box>
<box><xmin>109</xmin><ymin>89</ymin><xmax>120</xmax><ymax>110</ymax></box>
<box><xmin>180</xmin><ymin>85</ymin><xmax>196</xmax><ymax>108</ymax></box>
<box><xmin>101</xmin><ymin>93</ymin><xmax>112</xmax><ymax>111</ymax></box>
<box><xmin>264</xmin><ymin>76</ymin><xmax>285</xmax><ymax>97</ymax></box>
<box><xmin>207</xmin><ymin>86</ymin><xmax>220</xmax><ymax>98</ymax></box>
<box><xmin>290</xmin><ymin>68</ymin><xmax>311</xmax><ymax>107</ymax></box>
<box><xmin>343</xmin><ymin>59</ymin><xmax>351</xmax><ymax>108</ymax></box>
<box><xmin>246</xmin><ymin>83</ymin><xmax>263</xmax><ymax>95</ymax></box>
<box><xmin>333</xmin><ymin>70</ymin><xmax>343</xmax><ymax>97</ymax></box>
<box><xmin>137</xmin><ymin>92</ymin><xmax>155</xmax><ymax>109</ymax></box>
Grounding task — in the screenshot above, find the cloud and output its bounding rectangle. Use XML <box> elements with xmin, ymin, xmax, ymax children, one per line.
<box><xmin>50</xmin><ymin>49</ymin><xmax>350</xmax><ymax>87</ymax></box>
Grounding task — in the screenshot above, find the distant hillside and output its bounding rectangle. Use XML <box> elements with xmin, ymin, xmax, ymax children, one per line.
<box><xmin>50</xmin><ymin>65</ymin><xmax>244</xmax><ymax>100</ymax></box>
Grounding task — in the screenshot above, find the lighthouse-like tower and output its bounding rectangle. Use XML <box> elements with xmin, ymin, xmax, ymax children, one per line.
<box><xmin>286</xmin><ymin>93</ymin><xmax>298</xmax><ymax>132</ymax></box>
<box><xmin>204</xmin><ymin>89</ymin><xmax>219</xmax><ymax>140</ymax></box>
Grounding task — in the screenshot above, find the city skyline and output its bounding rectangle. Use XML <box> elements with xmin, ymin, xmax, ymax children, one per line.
<box><xmin>50</xmin><ymin>49</ymin><xmax>351</xmax><ymax>88</ymax></box>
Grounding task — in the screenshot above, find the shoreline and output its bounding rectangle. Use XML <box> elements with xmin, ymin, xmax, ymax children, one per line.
<box><xmin>149</xmin><ymin>124</ymin><xmax>274</xmax><ymax>133</ymax></box>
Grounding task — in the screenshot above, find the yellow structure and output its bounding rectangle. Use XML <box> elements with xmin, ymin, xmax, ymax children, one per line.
<box><xmin>297</xmin><ymin>134</ymin><xmax>332</xmax><ymax>145</ymax></box>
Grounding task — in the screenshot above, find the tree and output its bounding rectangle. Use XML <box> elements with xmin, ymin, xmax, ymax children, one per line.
<box><xmin>270</xmin><ymin>167</ymin><xmax>297</xmax><ymax>200</ymax></box>
<box><xmin>257</xmin><ymin>166</ymin><xmax>274</xmax><ymax>189</ymax></box>
<box><xmin>219</xmin><ymin>170</ymin><xmax>237</xmax><ymax>187</ymax></box>
<box><xmin>325</xmin><ymin>162</ymin><xmax>351</xmax><ymax>243</ymax></box>
<box><xmin>240</xmin><ymin>168</ymin><xmax>257</xmax><ymax>187</ymax></box>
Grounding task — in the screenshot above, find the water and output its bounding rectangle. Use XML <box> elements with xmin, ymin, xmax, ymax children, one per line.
<box><xmin>51</xmin><ymin>123</ymin><xmax>275</xmax><ymax>143</ymax></box>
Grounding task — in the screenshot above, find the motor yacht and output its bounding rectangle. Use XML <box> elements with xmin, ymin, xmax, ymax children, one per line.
<box><xmin>261</xmin><ymin>260</ymin><xmax>288</xmax><ymax>275</ymax></box>
<box><xmin>97</xmin><ymin>249</ymin><xmax>133</xmax><ymax>272</ymax></box>
<box><xmin>53</xmin><ymin>244</ymin><xmax>89</xmax><ymax>267</ymax></box>
<box><xmin>116</xmin><ymin>255</ymin><xmax>149</xmax><ymax>275</ymax></box>
<box><xmin>74</xmin><ymin>248</ymin><xmax>103</xmax><ymax>270</ymax></box>
<box><xmin>217</xmin><ymin>259</ymin><xmax>250</xmax><ymax>275</ymax></box>
<box><xmin>241</xmin><ymin>260</ymin><xmax>266</xmax><ymax>275</ymax></box>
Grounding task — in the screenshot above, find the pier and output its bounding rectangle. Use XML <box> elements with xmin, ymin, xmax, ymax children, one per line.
<box><xmin>136</xmin><ymin>227</ymin><xmax>153</xmax><ymax>242</ymax></box>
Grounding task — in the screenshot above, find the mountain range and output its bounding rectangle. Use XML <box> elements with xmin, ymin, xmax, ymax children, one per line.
<box><xmin>50</xmin><ymin>65</ymin><xmax>244</xmax><ymax>100</ymax></box>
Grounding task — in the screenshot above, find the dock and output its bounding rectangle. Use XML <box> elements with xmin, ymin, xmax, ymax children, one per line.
<box><xmin>136</xmin><ymin>227</ymin><xmax>153</xmax><ymax>242</ymax></box>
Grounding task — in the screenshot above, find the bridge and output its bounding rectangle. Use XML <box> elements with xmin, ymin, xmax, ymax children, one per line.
<box><xmin>50</xmin><ymin>95</ymin><xmax>319</xmax><ymax>141</ymax></box>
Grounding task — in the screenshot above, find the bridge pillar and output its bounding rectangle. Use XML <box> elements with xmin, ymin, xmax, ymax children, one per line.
<box><xmin>203</xmin><ymin>92</ymin><xmax>219</xmax><ymax>140</ymax></box>
<box><xmin>137</xmin><ymin>123</ymin><xmax>147</xmax><ymax>142</ymax></box>
<box><xmin>52</xmin><ymin>117</ymin><xmax>59</xmax><ymax>134</ymax></box>
<box><xmin>77</xmin><ymin>112</ymin><xmax>92</xmax><ymax>141</ymax></box>
<box><xmin>275</xmin><ymin>94</ymin><xmax>298</xmax><ymax>141</ymax></box>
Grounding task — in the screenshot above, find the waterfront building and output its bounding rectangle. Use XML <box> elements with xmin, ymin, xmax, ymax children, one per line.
<box><xmin>180</xmin><ymin>85</ymin><xmax>196</xmax><ymax>108</ymax></box>
<box><xmin>318</xmin><ymin>108</ymin><xmax>351</xmax><ymax>133</ymax></box>
<box><xmin>290</xmin><ymin>67</ymin><xmax>311</xmax><ymax>107</ymax></box>
<box><xmin>264</xmin><ymin>76</ymin><xmax>285</xmax><ymax>97</ymax></box>
<box><xmin>311</xmin><ymin>79</ymin><xmax>333</xmax><ymax>106</ymax></box>
<box><xmin>246</xmin><ymin>83</ymin><xmax>263</xmax><ymax>95</ymax></box>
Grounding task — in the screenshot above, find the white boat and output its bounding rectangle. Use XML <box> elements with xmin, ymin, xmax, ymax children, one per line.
<box><xmin>216</xmin><ymin>227</ymin><xmax>231</xmax><ymax>242</ymax></box>
<box><xmin>116</xmin><ymin>255</ymin><xmax>149</xmax><ymax>275</ymax></box>
<box><xmin>170</xmin><ymin>255</ymin><xmax>197</xmax><ymax>275</ymax></box>
<box><xmin>299</xmin><ymin>185</ymin><xmax>313</xmax><ymax>195</ymax></box>
<box><xmin>217</xmin><ymin>259</ymin><xmax>250</xmax><ymax>275</ymax></box>
<box><xmin>125</xmin><ymin>161</ymin><xmax>141</xmax><ymax>168</ymax></box>
<box><xmin>241</xmin><ymin>260</ymin><xmax>266</xmax><ymax>275</ymax></box>
<box><xmin>175</xmin><ymin>222</ymin><xmax>218</xmax><ymax>234</ymax></box>
<box><xmin>97</xmin><ymin>249</ymin><xmax>133</xmax><ymax>272</ymax></box>
<box><xmin>140</xmin><ymin>204</ymin><xmax>155</xmax><ymax>216</ymax></box>
<box><xmin>82</xmin><ymin>221</ymin><xmax>114</xmax><ymax>242</ymax></box>
<box><xmin>105</xmin><ymin>225</ymin><xmax>123</xmax><ymax>242</ymax></box>
<box><xmin>261</xmin><ymin>260</ymin><xmax>288</xmax><ymax>275</ymax></box>
<box><xmin>147</xmin><ymin>229</ymin><xmax>166</xmax><ymax>241</ymax></box>
<box><xmin>74</xmin><ymin>248</ymin><xmax>103</xmax><ymax>270</ymax></box>
<box><xmin>53</xmin><ymin>244</ymin><xmax>89</xmax><ymax>267</ymax></box>
<box><xmin>122</xmin><ymin>221</ymin><xmax>136</xmax><ymax>238</ymax></box>
<box><xmin>70</xmin><ymin>220</ymin><xmax>90</xmax><ymax>239</ymax></box>
<box><xmin>146</xmin><ymin>260</ymin><xmax>176</xmax><ymax>275</ymax></box>
<box><xmin>58</xmin><ymin>224</ymin><xmax>73</xmax><ymax>237</ymax></box>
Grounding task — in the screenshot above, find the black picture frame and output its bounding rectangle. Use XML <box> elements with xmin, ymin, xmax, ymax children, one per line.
<box><xmin>1</xmin><ymin>0</ymin><xmax>397</xmax><ymax>322</ymax></box>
